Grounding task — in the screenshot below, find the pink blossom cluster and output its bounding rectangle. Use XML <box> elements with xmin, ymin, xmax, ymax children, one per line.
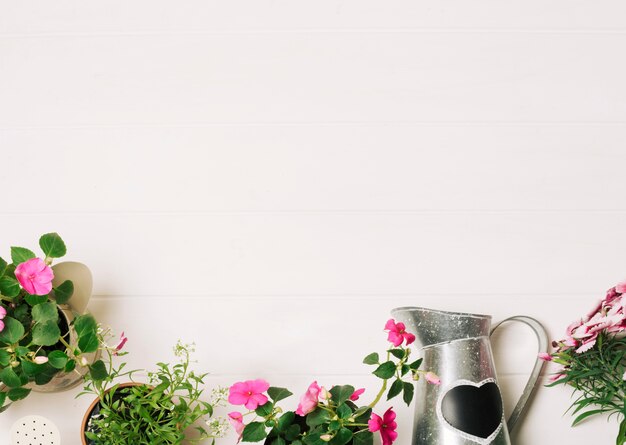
<box><xmin>555</xmin><ymin>281</ymin><xmax>626</xmax><ymax>355</ymax></box>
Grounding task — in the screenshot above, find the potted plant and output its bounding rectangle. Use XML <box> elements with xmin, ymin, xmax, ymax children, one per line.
<box><xmin>227</xmin><ymin>318</ymin><xmax>440</xmax><ymax>445</ymax></box>
<box><xmin>0</xmin><ymin>232</ymin><xmax>100</xmax><ymax>410</ymax></box>
<box><xmin>80</xmin><ymin>338</ymin><xmax>228</xmax><ymax>445</ymax></box>
<box><xmin>543</xmin><ymin>280</ymin><xmax>626</xmax><ymax>445</ymax></box>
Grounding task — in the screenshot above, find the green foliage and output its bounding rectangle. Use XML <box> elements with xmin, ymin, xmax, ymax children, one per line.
<box><xmin>52</xmin><ymin>280</ymin><xmax>74</xmax><ymax>305</ymax></box>
<box><xmin>549</xmin><ymin>332</ymin><xmax>626</xmax><ymax>443</ymax></box>
<box><xmin>39</xmin><ymin>233</ymin><xmax>67</xmax><ymax>259</ymax></box>
<box><xmin>10</xmin><ymin>247</ymin><xmax>35</xmax><ymax>265</ymax></box>
<box><xmin>81</xmin><ymin>342</ymin><xmax>227</xmax><ymax>445</ymax></box>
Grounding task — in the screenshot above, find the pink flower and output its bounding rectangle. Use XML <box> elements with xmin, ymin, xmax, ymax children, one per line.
<box><xmin>384</xmin><ymin>319</ymin><xmax>416</xmax><ymax>347</ymax></box>
<box><xmin>295</xmin><ymin>381</ymin><xmax>321</xmax><ymax>416</ymax></box>
<box><xmin>616</xmin><ymin>281</ymin><xmax>626</xmax><ymax>294</ymax></box>
<box><xmin>425</xmin><ymin>372</ymin><xmax>441</xmax><ymax>385</ymax></box>
<box><xmin>368</xmin><ymin>407</ymin><xmax>398</xmax><ymax>445</ymax></box>
<box><xmin>114</xmin><ymin>331</ymin><xmax>128</xmax><ymax>355</ymax></box>
<box><xmin>14</xmin><ymin>258</ymin><xmax>54</xmax><ymax>296</ymax></box>
<box><xmin>228</xmin><ymin>412</ymin><xmax>245</xmax><ymax>443</ymax></box>
<box><xmin>0</xmin><ymin>306</ymin><xmax>6</xmax><ymax>333</ymax></box>
<box><xmin>33</xmin><ymin>356</ymin><xmax>48</xmax><ymax>364</ymax></box>
<box><xmin>538</xmin><ymin>352</ymin><xmax>552</xmax><ymax>362</ymax></box>
<box><xmin>350</xmin><ymin>388</ymin><xmax>365</xmax><ymax>401</ymax></box>
<box><xmin>228</xmin><ymin>379</ymin><xmax>270</xmax><ymax>410</ymax></box>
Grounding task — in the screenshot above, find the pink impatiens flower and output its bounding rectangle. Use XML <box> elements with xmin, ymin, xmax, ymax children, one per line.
<box><xmin>0</xmin><ymin>306</ymin><xmax>6</xmax><ymax>332</ymax></box>
<box><xmin>425</xmin><ymin>372</ymin><xmax>441</xmax><ymax>385</ymax></box>
<box><xmin>14</xmin><ymin>258</ymin><xmax>54</xmax><ymax>296</ymax></box>
<box><xmin>350</xmin><ymin>388</ymin><xmax>365</xmax><ymax>401</ymax></box>
<box><xmin>384</xmin><ymin>319</ymin><xmax>416</xmax><ymax>347</ymax></box>
<box><xmin>228</xmin><ymin>379</ymin><xmax>270</xmax><ymax>410</ymax></box>
<box><xmin>295</xmin><ymin>381</ymin><xmax>321</xmax><ymax>416</ymax></box>
<box><xmin>114</xmin><ymin>331</ymin><xmax>128</xmax><ymax>355</ymax></box>
<box><xmin>368</xmin><ymin>407</ymin><xmax>398</xmax><ymax>445</ymax></box>
<box><xmin>228</xmin><ymin>412</ymin><xmax>245</xmax><ymax>443</ymax></box>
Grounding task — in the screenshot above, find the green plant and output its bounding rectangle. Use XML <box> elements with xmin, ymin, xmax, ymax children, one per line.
<box><xmin>0</xmin><ymin>233</ymin><xmax>99</xmax><ymax>407</ymax></box>
<box><xmin>545</xmin><ymin>281</ymin><xmax>626</xmax><ymax>445</ymax></box>
<box><xmin>82</xmin><ymin>340</ymin><xmax>227</xmax><ymax>445</ymax></box>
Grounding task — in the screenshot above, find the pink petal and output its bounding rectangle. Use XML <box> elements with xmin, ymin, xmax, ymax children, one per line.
<box><xmin>616</xmin><ymin>281</ymin><xmax>626</xmax><ymax>294</ymax></box>
<box><xmin>387</xmin><ymin>332</ymin><xmax>403</xmax><ymax>347</ymax></box>
<box><xmin>537</xmin><ymin>352</ymin><xmax>552</xmax><ymax>362</ymax></box>
<box><xmin>350</xmin><ymin>388</ymin><xmax>365</xmax><ymax>401</ymax></box>
<box><xmin>576</xmin><ymin>339</ymin><xmax>596</xmax><ymax>353</ymax></box>
<box><xmin>403</xmin><ymin>332</ymin><xmax>416</xmax><ymax>346</ymax></box>
<box><xmin>0</xmin><ymin>306</ymin><xmax>6</xmax><ymax>319</ymax></box>
<box><xmin>384</xmin><ymin>319</ymin><xmax>397</xmax><ymax>331</ymax></box>
<box><xmin>249</xmin><ymin>379</ymin><xmax>270</xmax><ymax>393</ymax></box>
<box><xmin>425</xmin><ymin>372</ymin><xmax>441</xmax><ymax>385</ymax></box>
<box><xmin>0</xmin><ymin>320</ymin><xmax>4</xmax><ymax>332</ymax></box>
<box><xmin>368</xmin><ymin>413</ymin><xmax>382</xmax><ymax>432</ymax></box>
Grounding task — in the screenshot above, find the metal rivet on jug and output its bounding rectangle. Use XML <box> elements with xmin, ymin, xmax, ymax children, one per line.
<box><xmin>391</xmin><ymin>307</ymin><xmax>549</xmax><ymax>445</ymax></box>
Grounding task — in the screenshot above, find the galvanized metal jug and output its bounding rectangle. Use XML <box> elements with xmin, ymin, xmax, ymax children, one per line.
<box><xmin>391</xmin><ymin>307</ymin><xmax>548</xmax><ymax>445</ymax></box>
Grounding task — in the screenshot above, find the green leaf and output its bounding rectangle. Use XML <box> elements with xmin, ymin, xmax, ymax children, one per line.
<box><xmin>329</xmin><ymin>385</ymin><xmax>355</xmax><ymax>405</ymax></box>
<box><xmin>271</xmin><ymin>438</ymin><xmax>286</xmax><ymax>445</ymax></box>
<box><xmin>408</xmin><ymin>358</ymin><xmax>423</xmax><ymax>370</ymax></box>
<box><xmin>389</xmin><ymin>348</ymin><xmax>405</xmax><ymax>360</ymax></box>
<box><xmin>10</xmin><ymin>247</ymin><xmax>36</xmax><ymax>265</ymax></box>
<box><xmin>32</xmin><ymin>302</ymin><xmax>58</xmax><ymax>323</ymax></box>
<box><xmin>64</xmin><ymin>359</ymin><xmax>76</xmax><ymax>373</ymax></box>
<box><xmin>306</xmin><ymin>408</ymin><xmax>330</xmax><ymax>427</ymax></box>
<box><xmin>74</xmin><ymin>314</ymin><xmax>99</xmax><ymax>353</ymax></box>
<box><xmin>48</xmin><ymin>350</ymin><xmax>68</xmax><ymax>369</ymax></box>
<box><xmin>78</xmin><ymin>332</ymin><xmax>99</xmax><ymax>354</ymax></box>
<box><xmin>22</xmin><ymin>360</ymin><xmax>46</xmax><ymax>376</ymax></box>
<box><xmin>373</xmin><ymin>361</ymin><xmax>396</xmax><ymax>379</ymax></box>
<box><xmin>387</xmin><ymin>379</ymin><xmax>403</xmax><ymax>400</ymax></box>
<box><xmin>31</xmin><ymin>320</ymin><xmax>61</xmax><ymax>346</ymax></box>
<box><xmin>89</xmin><ymin>360</ymin><xmax>108</xmax><ymax>381</ymax></box>
<box><xmin>403</xmin><ymin>382</ymin><xmax>415</xmax><ymax>406</ymax></box>
<box><xmin>15</xmin><ymin>346</ymin><xmax>29</xmax><ymax>357</ymax></box>
<box><xmin>276</xmin><ymin>412</ymin><xmax>295</xmax><ymax>433</ymax></box>
<box><xmin>0</xmin><ymin>390</ymin><xmax>6</xmax><ymax>408</ymax></box>
<box><xmin>0</xmin><ymin>350</ymin><xmax>10</xmax><ymax>366</ymax></box>
<box><xmin>7</xmin><ymin>387</ymin><xmax>31</xmax><ymax>401</ymax></box>
<box><xmin>330</xmin><ymin>428</ymin><xmax>353</xmax><ymax>445</ymax></box>
<box><xmin>39</xmin><ymin>233</ymin><xmax>67</xmax><ymax>258</ymax></box>
<box><xmin>363</xmin><ymin>352</ymin><xmax>379</xmax><ymax>365</ymax></box>
<box><xmin>352</xmin><ymin>431</ymin><xmax>374</xmax><ymax>445</ymax></box>
<box><xmin>255</xmin><ymin>401</ymin><xmax>274</xmax><ymax>417</ymax></box>
<box><xmin>242</xmin><ymin>422</ymin><xmax>268</xmax><ymax>442</ymax></box>
<box><xmin>0</xmin><ymin>317</ymin><xmax>25</xmax><ymax>344</ymax></box>
<box><xmin>25</xmin><ymin>294</ymin><xmax>48</xmax><ymax>305</ymax></box>
<box><xmin>0</xmin><ymin>257</ymin><xmax>7</xmax><ymax>277</ymax></box>
<box><xmin>52</xmin><ymin>280</ymin><xmax>74</xmax><ymax>305</ymax></box>
<box><xmin>572</xmin><ymin>408</ymin><xmax>610</xmax><ymax>426</ymax></box>
<box><xmin>268</xmin><ymin>386</ymin><xmax>293</xmax><ymax>403</ymax></box>
<box><xmin>336</xmin><ymin>403</ymin><xmax>352</xmax><ymax>419</ymax></box>
<box><xmin>0</xmin><ymin>276</ymin><xmax>20</xmax><ymax>298</ymax></box>
<box><xmin>0</xmin><ymin>367</ymin><xmax>21</xmax><ymax>387</ymax></box>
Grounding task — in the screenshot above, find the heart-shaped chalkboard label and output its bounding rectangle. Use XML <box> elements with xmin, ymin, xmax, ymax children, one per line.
<box><xmin>441</xmin><ymin>381</ymin><xmax>503</xmax><ymax>439</ymax></box>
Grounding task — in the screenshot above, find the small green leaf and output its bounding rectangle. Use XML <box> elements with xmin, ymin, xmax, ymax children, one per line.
<box><xmin>242</xmin><ymin>421</ymin><xmax>268</xmax><ymax>442</ymax></box>
<box><xmin>0</xmin><ymin>350</ymin><xmax>10</xmax><ymax>366</ymax></box>
<box><xmin>0</xmin><ymin>367</ymin><xmax>21</xmax><ymax>388</ymax></box>
<box><xmin>363</xmin><ymin>352</ymin><xmax>379</xmax><ymax>365</ymax></box>
<box><xmin>25</xmin><ymin>294</ymin><xmax>48</xmax><ymax>305</ymax></box>
<box><xmin>0</xmin><ymin>257</ymin><xmax>7</xmax><ymax>277</ymax></box>
<box><xmin>255</xmin><ymin>401</ymin><xmax>274</xmax><ymax>417</ymax></box>
<box><xmin>330</xmin><ymin>428</ymin><xmax>353</xmax><ymax>445</ymax></box>
<box><xmin>408</xmin><ymin>358</ymin><xmax>423</xmax><ymax>370</ymax></box>
<box><xmin>39</xmin><ymin>233</ymin><xmax>67</xmax><ymax>258</ymax></box>
<box><xmin>268</xmin><ymin>386</ymin><xmax>293</xmax><ymax>403</ymax></box>
<box><xmin>389</xmin><ymin>348</ymin><xmax>405</xmax><ymax>360</ymax></box>
<box><xmin>387</xmin><ymin>379</ymin><xmax>403</xmax><ymax>400</ymax></box>
<box><xmin>10</xmin><ymin>247</ymin><xmax>36</xmax><ymax>265</ymax></box>
<box><xmin>0</xmin><ymin>317</ymin><xmax>25</xmax><ymax>344</ymax></box>
<box><xmin>48</xmin><ymin>350</ymin><xmax>68</xmax><ymax>369</ymax></box>
<box><xmin>89</xmin><ymin>360</ymin><xmax>108</xmax><ymax>381</ymax></box>
<box><xmin>352</xmin><ymin>431</ymin><xmax>374</xmax><ymax>445</ymax></box>
<box><xmin>52</xmin><ymin>280</ymin><xmax>74</xmax><ymax>305</ymax></box>
<box><xmin>306</xmin><ymin>408</ymin><xmax>330</xmax><ymax>427</ymax></box>
<box><xmin>336</xmin><ymin>403</ymin><xmax>352</xmax><ymax>419</ymax></box>
<box><xmin>276</xmin><ymin>411</ymin><xmax>295</xmax><ymax>432</ymax></box>
<box><xmin>7</xmin><ymin>387</ymin><xmax>31</xmax><ymax>401</ymax></box>
<box><xmin>373</xmin><ymin>361</ymin><xmax>396</xmax><ymax>379</ymax></box>
<box><xmin>329</xmin><ymin>385</ymin><xmax>355</xmax><ymax>405</ymax></box>
<box><xmin>64</xmin><ymin>359</ymin><xmax>76</xmax><ymax>373</ymax></box>
<box><xmin>0</xmin><ymin>390</ymin><xmax>6</xmax><ymax>408</ymax></box>
<box><xmin>32</xmin><ymin>302</ymin><xmax>58</xmax><ymax>323</ymax></box>
<box><xmin>22</xmin><ymin>360</ymin><xmax>46</xmax><ymax>376</ymax></box>
<box><xmin>78</xmin><ymin>332</ymin><xmax>99</xmax><ymax>354</ymax></box>
<box><xmin>403</xmin><ymin>382</ymin><xmax>415</xmax><ymax>406</ymax></box>
<box><xmin>31</xmin><ymin>320</ymin><xmax>61</xmax><ymax>346</ymax></box>
<box><xmin>0</xmin><ymin>276</ymin><xmax>20</xmax><ymax>298</ymax></box>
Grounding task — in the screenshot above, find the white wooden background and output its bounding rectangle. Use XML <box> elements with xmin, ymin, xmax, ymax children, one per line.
<box><xmin>2</xmin><ymin>1</ymin><xmax>626</xmax><ymax>443</ymax></box>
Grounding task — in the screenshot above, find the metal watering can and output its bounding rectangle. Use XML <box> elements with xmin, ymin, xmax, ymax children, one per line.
<box><xmin>391</xmin><ymin>307</ymin><xmax>548</xmax><ymax>445</ymax></box>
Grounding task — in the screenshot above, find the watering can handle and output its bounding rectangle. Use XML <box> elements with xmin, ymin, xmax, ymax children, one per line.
<box><xmin>490</xmin><ymin>316</ymin><xmax>549</xmax><ymax>434</ymax></box>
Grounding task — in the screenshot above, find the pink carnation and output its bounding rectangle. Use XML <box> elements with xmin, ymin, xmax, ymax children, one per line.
<box><xmin>14</xmin><ymin>258</ymin><xmax>54</xmax><ymax>296</ymax></box>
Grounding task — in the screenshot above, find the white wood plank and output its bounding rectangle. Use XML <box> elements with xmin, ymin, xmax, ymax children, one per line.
<box><xmin>2</xmin><ymin>125</ymin><xmax>626</xmax><ymax>212</ymax></box>
<box><xmin>0</xmin><ymin>213</ymin><xmax>623</xmax><ymax>297</ymax></box>
<box><xmin>2</xmin><ymin>0</ymin><xmax>626</xmax><ymax>34</ymax></box>
<box><xmin>2</xmin><ymin>33</ymin><xmax>626</xmax><ymax>126</ymax></box>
